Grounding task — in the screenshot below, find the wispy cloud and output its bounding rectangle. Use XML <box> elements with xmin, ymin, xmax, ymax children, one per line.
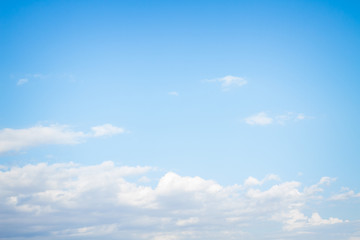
<box><xmin>0</xmin><ymin>162</ymin><xmax>352</xmax><ymax>240</ymax></box>
<box><xmin>17</xmin><ymin>78</ymin><xmax>28</xmax><ymax>86</ymax></box>
<box><xmin>176</xmin><ymin>217</ymin><xmax>199</xmax><ymax>226</ymax></box>
<box><xmin>206</xmin><ymin>75</ymin><xmax>247</xmax><ymax>91</ymax></box>
<box><xmin>168</xmin><ymin>91</ymin><xmax>179</xmax><ymax>96</ymax></box>
<box><xmin>15</xmin><ymin>73</ymin><xmax>49</xmax><ymax>86</ymax></box>
<box><xmin>245</xmin><ymin>112</ymin><xmax>273</xmax><ymax>125</ymax></box>
<box><xmin>329</xmin><ymin>188</ymin><xmax>360</xmax><ymax>201</ymax></box>
<box><xmin>14</xmin><ymin>73</ymin><xmax>75</xmax><ymax>86</ymax></box>
<box><xmin>245</xmin><ymin>112</ymin><xmax>310</xmax><ymax>126</ymax></box>
<box><xmin>0</xmin><ymin>124</ymin><xmax>125</xmax><ymax>154</ymax></box>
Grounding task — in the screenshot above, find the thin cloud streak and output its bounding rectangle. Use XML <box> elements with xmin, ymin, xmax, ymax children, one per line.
<box><xmin>245</xmin><ymin>112</ymin><xmax>310</xmax><ymax>126</ymax></box>
<box><xmin>17</xmin><ymin>78</ymin><xmax>28</xmax><ymax>86</ymax></box>
<box><xmin>168</xmin><ymin>91</ymin><xmax>179</xmax><ymax>96</ymax></box>
<box><xmin>206</xmin><ymin>75</ymin><xmax>247</xmax><ymax>91</ymax></box>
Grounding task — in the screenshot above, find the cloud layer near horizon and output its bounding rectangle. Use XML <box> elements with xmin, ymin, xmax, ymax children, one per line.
<box><xmin>0</xmin><ymin>161</ymin><xmax>358</xmax><ymax>240</ymax></box>
<box><xmin>0</xmin><ymin>124</ymin><xmax>124</xmax><ymax>154</ymax></box>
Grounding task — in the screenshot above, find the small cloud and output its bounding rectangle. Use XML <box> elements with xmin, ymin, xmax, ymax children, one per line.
<box><xmin>329</xmin><ymin>188</ymin><xmax>360</xmax><ymax>201</ymax></box>
<box><xmin>245</xmin><ymin>112</ymin><xmax>273</xmax><ymax>125</ymax></box>
<box><xmin>91</xmin><ymin>124</ymin><xmax>125</xmax><ymax>137</ymax></box>
<box><xmin>319</xmin><ymin>176</ymin><xmax>336</xmax><ymax>185</ymax></box>
<box><xmin>17</xmin><ymin>78</ymin><xmax>28</xmax><ymax>86</ymax></box>
<box><xmin>297</xmin><ymin>113</ymin><xmax>306</xmax><ymax>120</ymax></box>
<box><xmin>206</xmin><ymin>75</ymin><xmax>247</xmax><ymax>91</ymax></box>
<box><xmin>245</xmin><ymin>112</ymin><xmax>310</xmax><ymax>126</ymax></box>
<box><xmin>168</xmin><ymin>91</ymin><xmax>179</xmax><ymax>96</ymax></box>
<box><xmin>276</xmin><ymin>112</ymin><xmax>307</xmax><ymax>124</ymax></box>
<box><xmin>303</xmin><ymin>176</ymin><xmax>336</xmax><ymax>196</ymax></box>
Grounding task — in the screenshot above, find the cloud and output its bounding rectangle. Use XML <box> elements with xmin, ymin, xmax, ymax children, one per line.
<box><xmin>245</xmin><ymin>112</ymin><xmax>309</xmax><ymax>126</ymax></box>
<box><xmin>13</xmin><ymin>73</ymin><xmax>76</xmax><ymax>86</ymax></box>
<box><xmin>15</xmin><ymin>74</ymin><xmax>48</xmax><ymax>86</ymax></box>
<box><xmin>244</xmin><ymin>174</ymin><xmax>280</xmax><ymax>186</ymax></box>
<box><xmin>308</xmin><ymin>212</ymin><xmax>343</xmax><ymax>225</ymax></box>
<box><xmin>297</xmin><ymin>113</ymin><xmax>306</xmax><ymax>120</ymax></box>
<box><xmin>349</xmin><ymin>237</ymin><xmax>360</xmax><ymax>240</ymax></box>
<box><xmin>0</xmin><ymin>124</ymin><xmax>124</xmax><ymax>154</ymax></box>
<box><xmin>17</xmin><ymin>78</ymin><xmax>28</xmax><ymax>86</ymax></box>
<box><xmin>0</xmin><ymin>162</ymin><xmax>352</xmax><ymax>240</ymax></box>
<box><xmin>329</xmin><ymin>188</ymin><xmax>360</xmax><ymax>201</ymax></box>
<box><xmin>176</xmin><ymin>217</ymin><xmax>199</xmax><ymax>226</ymax></box>
<box><xmin>207</xmin><ymin>75</ymin><xmax>247</xmax><ymax>91</ymax></box>
<box><xmin>91</xmin><ymin>124</ymin><xmax>124</xmax><ymax>137</ymax></box>
<box><xmin>276</xmin><ymin>112</ymin><xmax>309</xmax><ymax>125</ymax></box>
<box><xmin>245</xmin><ymin>112</ymin><xmax>273</xmax><ymax>125</ymax></box>
<box><xmin>303</xmin><ymin>177</ymin><xmax>336</xmax><ymax>196</ymax></box>
<box><xmin>168</xmin><ymin>91</ymin><xmax>179</xmax><ymax>96</ymax></box>
<box><xmin>274</xmin><ymin>210</ymin><xmax>343</xmax><ymax>231</ymax></box>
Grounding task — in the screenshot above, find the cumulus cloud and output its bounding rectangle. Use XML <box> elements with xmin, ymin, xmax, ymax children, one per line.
<box><xmin>245</xmin><ymin>112</ymin><xmax>309</xmax><ymax>126</ymax></box>
<box><xmin>0</xmin><ymin>124</ymin><xmax>124</xmax><ymax>154</ymax></box>
<box><xmin>273</xmin><ymin>210</ymin><xmax>343</xmax><ymax>231</ymax></box>
<box><xmin>308</xmin><ymin>212</ymin><xmax>343</xmax><ymax>225</ymax></box>
<box><xmin>0</xmin><ymin>162</ymin><xmax>351</xmax><ymax>240</ymax></box>
<box><xmin>206</xmin><ymin>75</ymin><xmax>247</xmax><ymax>91</ymax></box>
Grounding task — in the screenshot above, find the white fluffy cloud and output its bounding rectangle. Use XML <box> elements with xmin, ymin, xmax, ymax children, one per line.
<box><xmin>273</xmin><ymin>210</ymin><xmax>343</xmax><ymax>231</ymax></box>
<box><xmin>245</xmin><ymin>112</ymin><xmax>308</xmax><ymax>126</ymax></box>
<box><xmin>0</xmin><ymin>124</ymin><xmax>124</xmax><ymax>154</ymax></box>
<box><xmin>0</xmin><ymin>162</ymin><xmax>353</xmax><ymax>240</ymax></box>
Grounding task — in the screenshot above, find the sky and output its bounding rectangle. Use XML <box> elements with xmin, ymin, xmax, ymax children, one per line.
<box><xmin>1</xmin><ymin>0</ymin><xmax>360</xmax><ymax>239</ymax></box>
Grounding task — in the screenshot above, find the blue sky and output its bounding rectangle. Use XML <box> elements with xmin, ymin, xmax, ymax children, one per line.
<box><xmin>1</xmin><ymin>0</ymin><xmax>360</xmax><ymax>239</ymax></box>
